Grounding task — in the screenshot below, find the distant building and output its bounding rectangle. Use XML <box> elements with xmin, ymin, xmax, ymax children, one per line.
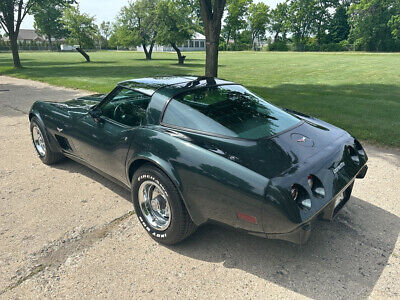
<box><xmin>3</xmin><ymin>29</ymin><xmax>44</xmax><ymax>42</ymax></box>
<box><xmin>137</xmin><ymin>32</ymin><xmax>206</xmax><ymax>52</ymax></box>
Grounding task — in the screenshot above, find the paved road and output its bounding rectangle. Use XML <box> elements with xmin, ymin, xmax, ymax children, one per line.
<box><xmin>0</xmin><ymin>76</ymin><xmax>399</xmax><ymax>299</ymax></box>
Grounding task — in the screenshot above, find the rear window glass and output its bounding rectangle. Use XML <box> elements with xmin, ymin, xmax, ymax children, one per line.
<box><xmin>162</xmin><ymin>85</ymin><xmax>301</xmax><ymax>139</ymax></box>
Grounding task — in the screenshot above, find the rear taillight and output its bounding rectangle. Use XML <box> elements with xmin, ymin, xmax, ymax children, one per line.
<box><xmin>354</xmin><ymin>139</ymin><xmax>365</xmax><ymax>156</ymax></box>
<box><xmin>347</xmin><ymin>146</ymin><xmax>360</xmax><ymax>164</ymax></box>
<box><xmin>291</xmin><ymin>184</ymin><xmax>311</xmax><ymax>210</ymax></box>
<box><xmin>308</xmin><ymin>175</ymin><xmax>325</xmax><ymax>198</ymax></box>
<box><xmin>300</xmin><ymin>198</ymin><xmax>312</xmax><ymax>209</ymax></box>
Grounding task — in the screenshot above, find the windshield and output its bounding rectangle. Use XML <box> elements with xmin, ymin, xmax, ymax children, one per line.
<box><xmin>162</xmin><ymin>85</ymin><xmax>301</xmax><ymax>139</ymax></box>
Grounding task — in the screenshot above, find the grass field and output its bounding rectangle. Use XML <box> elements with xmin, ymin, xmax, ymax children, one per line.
<box><xmin>0</xmin><ymin>51</ymin><xmax>399</xmax><ymax>147</ymax></box>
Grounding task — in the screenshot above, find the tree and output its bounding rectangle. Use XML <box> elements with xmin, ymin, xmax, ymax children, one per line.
<box><xmin>0</xmin><ymin>0</ymin><xmax>47</xmax><ymax>68</ymax></box>
<box><xmin>62</xmin><ymin>5</ymin><xmax>97</xmax><ymax>62</ymax></box>
<box><xmin>287</xmin><ymin>0</ymin><xmax>318</xmax><ymax>50</ymax></box>
<box><xmin>313</xmin><ymin>0</ymin><xmax>338</xmax><ymax>45</ymax></box>
<box><xmin>328</xmin><ymin>4</ymin><xmax>350</xmax><ymax>43</ymax></box>
<box><xmin>389</xmin><ymin>15</ymin><xmax>400</xmax><ymax>40</ymax></box>
<box><xmin>223</xmin><ymin>0</ymin><xmax>252</xmax><ymax>48</ymax></box>
<box><xmin>388</xmin><ymin>1</ymin><xmax>400</xmax><ymax>41</ymax></box>
<box><xmin>155</xmin><ymin>0</ymin><xmax>197</xmax><ymax>64</ymax></box>
<box><xmin>199</xmin><ymin>0</ymin><xmax>227</xmax><ymax>77</ymax></box>
<box><xmin>99</xmin><ymin>21</ymin><xmax>112</xmax><ymax>44</ymax></box>
<box><xmin>32</xmin><ymin>0</ymin><xmax>72</xmax><ymax>51</ymax></box>
<box><xmin>115</xmin><ymin>0</ymin><xmax>158</xmax><ymax>59</ymax></box>
<box><xmin>348</xmin><ymin>0</ymin><xmax>399</xmax><ymax>51</ymax></box>
<box><xmin>270</xmin><ymin>2</ymin><xmax>290</xmax><ymax>42</ymax></box>
<box><xmin>99</xmin><ymin>21</ymin><xmax>111</xmax><ymax>49</ymax></box>
<box><xmin>248</xmin><ymin>2</ymin><xmax>269</xmax><ymax>49</ymax></box>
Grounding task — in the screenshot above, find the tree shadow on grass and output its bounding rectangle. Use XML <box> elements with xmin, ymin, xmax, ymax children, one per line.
<box><xmin>131</xmin><ymin>57</ymin><xmax>204</xmax><ymax>62</ymax></box>
<box><xmin>48</xmin><ymin>157</ymin><xmax>399</xmax><ymax>299</ymax></box>
<box><xmin>0</xmin><ymin>57</ymin><xmax>33</xmax><ymax>64</ymax></box>
<box><xmin>171</xmin><ymin>63</ymin><xmax>213</xmax><ymax>68</ymax></box>
<box><xmin>0</xmin><ymin>60</ymin><xmax>117</xmax><ymax>68</ymax></box>
<box><xmin>0</xmin><ymin>63</ymin><xmax>207</xmax><ymax>79</ymax></box>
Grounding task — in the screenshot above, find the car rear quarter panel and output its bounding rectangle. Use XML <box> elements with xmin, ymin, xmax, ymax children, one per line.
<box><xmin>126</xmin><ymin>127</ymin><xmax>270</xmax><ymax>233</ymax></box>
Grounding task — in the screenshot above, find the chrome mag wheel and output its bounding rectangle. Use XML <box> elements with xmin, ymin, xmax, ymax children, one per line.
<box><xmin>138</xmin><ymin>180</ymin><xmax>171</xmax><ymax>231</ymax></box>
<box><xmin>32</xmin><ymin>125</ymin><xmax>46</xmax><ymax>156</ymax></box>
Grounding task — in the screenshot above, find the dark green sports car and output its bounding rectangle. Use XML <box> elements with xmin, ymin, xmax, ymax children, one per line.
<box><xmin>29</xmin><ymin>76</ymin><xmax>368</xmax><ymax>245</ymax></box>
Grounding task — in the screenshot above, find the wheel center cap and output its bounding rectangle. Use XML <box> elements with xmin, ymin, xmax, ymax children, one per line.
<box><xmin>150</xmin><ymin>198</ymin><xmax>160</xmax><ymax>211</ymax></box>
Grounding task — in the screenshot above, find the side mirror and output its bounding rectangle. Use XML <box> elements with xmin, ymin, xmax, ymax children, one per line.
<box><xmin>89</xmin><ymin>108</ymin><xmax>103</xmax><ymax>123</ymax></box>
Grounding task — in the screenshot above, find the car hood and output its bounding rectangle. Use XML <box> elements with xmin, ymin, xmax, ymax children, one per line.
<box><xmin>172</xmin><ymin>116</ymin><xmax>350</xmax><ymax>179</ymax></box>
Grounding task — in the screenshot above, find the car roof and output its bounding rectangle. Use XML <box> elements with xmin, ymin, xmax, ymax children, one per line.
<box><xmin>118</xmin><ymin>76</ymin><xmax>198</xmax><ymax>96</ymax></box>
<box><xmin>118</xmin><ymin>76</ymin><xmax>233</xmax><ymax>96</ymax></box>
<box><xmin>127</xmin><ymin>76</ymin><xmax>235</xmax><ymax>125</ymax></box>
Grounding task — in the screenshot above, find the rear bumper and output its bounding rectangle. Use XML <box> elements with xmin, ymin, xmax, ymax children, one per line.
<box><xmin>266</xmin><ymin>222</ymin><xmax>312</xmax><ymax>244</ymax></box>
<box><xmin>356</xmin><ymin>164</ymin><xmax>368</xmax><ymax>179</ymax></box>
<box><xmin>266</xmin><ymin>164</ymin><xmax>367</xmax><ymax>244</ymax></box>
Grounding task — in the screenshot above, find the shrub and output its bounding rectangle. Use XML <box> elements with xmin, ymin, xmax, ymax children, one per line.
<box><xmin>320</xmin><ymin>42</ymin><xmax>347</xmax><ymax>52</ymax></box>
<box><xmin>354</xmin><ymin>38</ymin><xmax>367</xmax><ymax>51</ymax></box>
<box><xmin>268</xmin><ymin>40</ymin><xmax>288</xmax><ymax>51</ymax></box>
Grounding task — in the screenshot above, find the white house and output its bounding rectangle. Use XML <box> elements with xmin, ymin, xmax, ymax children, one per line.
<box><xmin>60</xmin><ymin>44</ymin><xmax>80</xmax><ymax>51</ymax></box>
<box><xmin>137</xmin><ymin>32</ymin><xmax>206</xmax><ymax>52</ymax></box>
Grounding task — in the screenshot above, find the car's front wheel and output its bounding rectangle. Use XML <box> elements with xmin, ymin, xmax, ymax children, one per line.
<box><xmin>30</xmin><ymin>117</ymin><xmax>63</xmax><ymax>165</ymax></box>
<box><xmin>132</xmin><ymin>164</ymin><xmax>196</xmax><ymax>245</ymax></box>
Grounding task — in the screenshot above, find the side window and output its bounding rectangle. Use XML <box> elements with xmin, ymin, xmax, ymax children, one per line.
<box><xmin>100</xmin><ymin>87</ymin><xmax>151</xmax><ymax>126</ymax></box>
<box><xmin>162</xmin><ymin>86</ymin><xmax>237</xmax><ymax>137</ymax></box>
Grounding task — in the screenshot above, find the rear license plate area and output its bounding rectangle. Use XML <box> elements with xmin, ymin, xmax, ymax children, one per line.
<box><xmin>333</xmin><ymin>183</ymin><xmax>354</xmax><ymax>217</ymax></box>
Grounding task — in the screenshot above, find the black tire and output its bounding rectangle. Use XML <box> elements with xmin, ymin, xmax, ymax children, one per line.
<box><xmin>132</xmin><ymin>164</ymin><xmax>197</xmax><ymax>245</ymax></box>
<box><xmin>30</xmin><ymin>117</ymin><xmax>63</xmax><ymax>165</ymax></box>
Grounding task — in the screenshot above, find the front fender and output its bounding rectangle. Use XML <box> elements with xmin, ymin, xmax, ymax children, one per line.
<box><xmin>29</xmin><ymin>102</ymin><xmax>61</xmax><ymax>153</ymax></box>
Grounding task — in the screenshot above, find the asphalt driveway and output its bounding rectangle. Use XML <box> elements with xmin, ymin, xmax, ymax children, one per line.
<box><xmin>0</xmin><ymin>76</ymin><xmax>399</xmax><ymax>299</ymax></box>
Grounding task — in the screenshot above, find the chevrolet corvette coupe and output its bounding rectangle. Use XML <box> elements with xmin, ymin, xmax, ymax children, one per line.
<box><xmin>29</xmin><ymin>76</ymin><xmax>368</xmax><ymax>245</ymax></box>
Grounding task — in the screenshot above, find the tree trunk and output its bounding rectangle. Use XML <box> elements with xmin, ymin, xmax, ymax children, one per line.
<box><xmin>142</xmin><ymin>42</ymin><xmax>154</xmax><ymax>60</ymax></box>
<box><xmin>225</xmin><ymin>29</ymin><xmax>231</xmax><ymax>50</ymax></box>
<box><xmin>171</xmin><ymin>43</ymin><xmax>185</xmax><ymax>64</ymax></box>
<box><xmin>148</xmin><ymin>42</ymin><xmax>154</xmax><ymax>59</ymax></box>
<box><xmin>142</xmin><ymin>43</ymin><xmax>149</xmax><ymax>59</ymax></box>
<box><xmin>47</xmin><ymin>35</ymin><xmax>53</xmax><ymax>51</ymax></box>
<box><xmin>76</xmin><ymin>47</ymin><xmax>90</xmax><ymax>62</ymax></box>
<box><xmin>251</xmin><ymin>32</ymin><xmax>256</xmax><ymax>50</ymax></box>
<box><xmin>274</xmin><ymin>32</ymin><xmax>279</xmax><ymax>42</ymax></box>
<box><xmin>199</xmin><ymin>0</ymin><xmax>226</xmax><ymax>78</ymax></box>
<box><xmin>9</xmin><ymin>34</ymin><xmax>22</xmax><ymax>68</ymax></box>
<box><xmin>205</xmin><ymin>36</ymin><xmax>219</xmax><ymax>77</ymax></box>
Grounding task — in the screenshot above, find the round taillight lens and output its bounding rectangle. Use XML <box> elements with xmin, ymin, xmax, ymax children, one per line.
<box><xmin>291</xmin><ymin>184</ymin><xmax>312</xmax><ymax>210</ymax></box>
<box><xmin>308</xmin><ymin>175</ymin><xmax>325</xmax><ymax>198</ymax></box>
<box><xmin>354</xmin><ymin>139</ymin><xmax>365</xmax><ymax>156</ymax></box>
<box><xmin>347</xmin><ymin>146</ymin><xmax>360</xmax><ymax>164</ymax></box>
<box><xmin>300</xmin><ymin>198</ymin><xmax>312</xmax><ymax>209</ymax></box>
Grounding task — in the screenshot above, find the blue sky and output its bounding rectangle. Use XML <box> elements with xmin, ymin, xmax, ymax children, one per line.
<box><xmin>19</xmin><ymin>0</ymin><xmax>281</xmax><ymax>30</ymax></box>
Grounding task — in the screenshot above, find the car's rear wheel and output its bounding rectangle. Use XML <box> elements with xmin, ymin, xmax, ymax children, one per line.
<box><xmin>30</xmin><ymin>117</ymin><xmax>63</xmax><ymax>165</ymax></box>
<box><xmin>131</xmin><ymin>164</ymin><xmax>197</xmax><ymax>245</ymax></box>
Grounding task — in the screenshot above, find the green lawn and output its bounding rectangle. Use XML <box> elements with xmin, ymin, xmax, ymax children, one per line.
<box><xmin>1</xmin><ymin>51</ymin><xmax>399</xmax><ymax>147</ymax></box>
